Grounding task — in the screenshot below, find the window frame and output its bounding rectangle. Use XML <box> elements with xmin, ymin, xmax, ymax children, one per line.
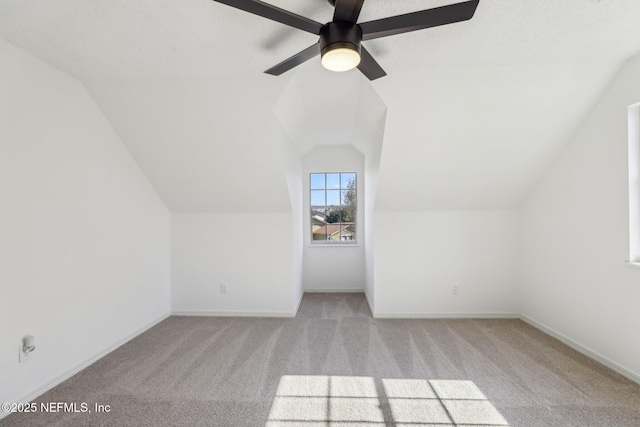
<box><xmin>309</xmin><ymin>172</ymin><xmax>358</xmax><ymax>245</ymax></box>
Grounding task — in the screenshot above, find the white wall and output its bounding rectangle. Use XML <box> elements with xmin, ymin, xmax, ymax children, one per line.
<box><xmin>363</xmin><ymin>119</ymin><xmax>386</xmax><ymax>312</ymax></box>
<box><xmin>277</xmin><ymin>126</ymin><xmax>305</xmax><ymax>313</ymax></box>
<box><xmin>373</xmin><ymin>211</ymin><xmax>520</xmax><ymax>317</ymax></box>
<box><xmin>521</xmin><ymin>54</ymin><xmax>640</xmax><ymax>381</ymax></box>
<box><xmin>171</xmin><ymin>213</ymin><xmax>296</xmax><ymax>316</ymax></box>
<box><xmin>0</xmin><ymin>37</ymin><xmax>170</xmax><ymax>406</ymax></box>
<box><xmin>302</xmin><ymin>146</ymin><xmax>365</xmax><ymax>292</ymax></box>
<box><xmin>273</xmin><ymin>72</ymin><xmax>385</xmax><ymax>298</ymax></box>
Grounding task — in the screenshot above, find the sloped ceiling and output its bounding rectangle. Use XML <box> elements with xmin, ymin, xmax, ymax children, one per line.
<box><xmin>373</xmin><ymin>63</ymin><xmax>621</xmax><ymax>210</ymax></box>
<box><xmin>2</xmin><ymin>0</ymin><xmax>640</xmax><ymax>211</ymax></box>
<box><xmin>83</xmin><ymin>75</ymin><xmax>292</xmax><ymax>212</ymax></box>
<box><xmin>274</xmin><ymin>71</ymin><xmax>386</xmax><ymax>157</ymax></box>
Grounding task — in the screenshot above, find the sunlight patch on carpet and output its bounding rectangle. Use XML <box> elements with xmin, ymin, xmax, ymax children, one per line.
<box><xmin>266</xmin><ymin>376</ymin><xmax>509</xmax><ymax>426</ymax></box>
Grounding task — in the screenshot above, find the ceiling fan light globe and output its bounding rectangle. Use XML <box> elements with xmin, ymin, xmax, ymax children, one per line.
<box><xmin>321</xmin><ymin>47</ymin><xmax>361</xmax><ymax>72</ymax></box>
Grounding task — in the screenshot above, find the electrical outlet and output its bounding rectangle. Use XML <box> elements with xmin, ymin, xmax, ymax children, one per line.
<box><xmin>220</xmin><ymin>283</ymin><xmax>228</xmax><ymax>294</ymax></box>
<box><xmin>452</xmin><ymin>283</ymin><xmax>459</xmax><ymax>295</ymax></box>
<box><xmin>19</xmin><ymin>344</ymin><xmax>32</xmax><ymax>363</ymax></box>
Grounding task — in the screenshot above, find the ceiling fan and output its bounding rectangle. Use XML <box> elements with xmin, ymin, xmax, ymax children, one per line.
<box><xmin>213</xmin><ymin>0</ymin><xmax>480</xmax><ymax>80</ymax></box>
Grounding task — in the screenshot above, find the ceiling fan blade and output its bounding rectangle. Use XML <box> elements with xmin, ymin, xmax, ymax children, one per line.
<box><xmin>333</xmin><ymin>0</ymin><xmax>365</xmax><ymax>24</ymax></box>
<box><xmin>359</xmin><ymin>0</ymin><xmax>479</xmax><ymax>41</ymax></box>
<box><xmin>264</xmin><ymin>43</ymin><xmax>321</xmax><ymax>76</ymax></box>
<box><xmin>213</xmin><ymin>0</ymin><xmax>323</xmax><ymax>34</ymax></box>
<box><xmin>357</xmin><ymin>46</ymin><xmax>386</xmax><ymax>80</ymax></box>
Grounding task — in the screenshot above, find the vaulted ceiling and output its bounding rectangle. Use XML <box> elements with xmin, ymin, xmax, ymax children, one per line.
<box><xmin>2</xmin><ymin>0</ymin><xmax>640</xmax><ymax>211</ymax></box>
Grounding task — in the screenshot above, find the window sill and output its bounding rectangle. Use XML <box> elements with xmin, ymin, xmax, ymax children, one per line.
<box><xmin>308</xmin><ymin>243</ymin><xmax>360</xmax><ymax>248</ymax></box>
<box><xmin>627</xmin><ymin>261</ymin><xmax>640</xmax><ymax>269</ymax></box>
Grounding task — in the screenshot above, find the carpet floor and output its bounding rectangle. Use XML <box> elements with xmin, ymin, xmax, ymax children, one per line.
<box><xmin>2</xmin><ymin>293</ymin><xmax>639</xmax><ymax>426</ymax></box>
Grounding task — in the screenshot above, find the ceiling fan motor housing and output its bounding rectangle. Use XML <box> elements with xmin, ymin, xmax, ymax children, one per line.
<box><xmin>319</xmin><ymin>21</ymin><xmax>362</xmax><ymax>58</ymax></box>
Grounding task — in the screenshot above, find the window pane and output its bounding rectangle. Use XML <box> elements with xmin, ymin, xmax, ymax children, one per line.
<box><xmin>311</xmin><ymin>208</ymin><xmax>326</xmax><ymax>223</ymax></box>
<box><xmin>327</xmin><ymin>190</ymin><xmax>340</xmax><ymax>206</ymax></box>
<box><xmin>342</xmin><ymin>189</ymin><xmax>356</xmax><ymax>206</ymax></box>
<box><xmin>327</xmin><ymin>173</ymin><xmax>340</xmax><ymax>189</ymax></box>
<box><xmin>324</xmin><ymin>208</ymin><xmax>338</xmax><ymax>224</ymax></box>
<box><xmin>310</xmin><ymin>173</ymin><xmax>325</xmax><ymax>190</ymax></box>
<box><xmin>341</xmin><ymin>173</ymin><xmax>356</xmax><ymax>189</ymax></box>
<box><xmin>311</xmin><ymin>190</ymin><xmax>325</xmax><ymax>206</ymax></box>
<box><xmin>328</xmin><ymin>223</ymin><xmax>340</xmax><ymax>240</ymax></box>
<box><xmin>311</xmin><ymin>207</ymin><xmax>326</xmax><ymax>217</ymax></box>
<box><xmin>344</xmin><ymin>223</ymin><xmax>356</xmax><ymax>241</ymax></box>
<box><xmin>312</xmin><ymin>226</ymin><xmax>327</xmax><ymax>241</ymax></box>
<box><xmin>341</xmin><ymin>207</ymin><xmax>356</xmax><ymax>223</ymax></box>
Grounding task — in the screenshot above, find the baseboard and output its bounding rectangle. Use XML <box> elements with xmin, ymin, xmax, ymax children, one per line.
<box><xmin>373</xmin><ymin>312</ymin><xmax>520</xmax><ymax>319</ymax></box>
<box><xmin>172</xmin><ymin>309</ymin><xmax>297</xmax><ymax>317</ymax></box>
<box><xmin>520</xmin><ymin>314</ymin><xmax>640</xmax><ymax>385</ymax></box>
<box><xmin>304</xmin><ymin>288</ymin><xmax>365</xmax><ymax>293</ymax></box>
<box><xmin>1</xmin><ymin>311</ymin><xmax>170</xmax><ymax>421</ymax></box>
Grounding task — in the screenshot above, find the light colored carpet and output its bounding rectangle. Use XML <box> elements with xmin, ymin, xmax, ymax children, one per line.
<box><xmin>3</xmin><ymin>293</ymin><xmax>640</xmax><ymax>426</ymax></box>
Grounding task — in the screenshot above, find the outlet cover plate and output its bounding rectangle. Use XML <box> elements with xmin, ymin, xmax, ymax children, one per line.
<box><xmin>19</xmin><ymin>344</ymin><xmax>32</xmax><ymax>363</ymax></box>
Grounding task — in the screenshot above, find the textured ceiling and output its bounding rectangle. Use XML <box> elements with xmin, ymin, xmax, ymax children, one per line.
<box><xmin>2</xmin><ymin>0</ymin><xmax>640</xmax><ymax>79</ymax></box>
<box><xmin>2</xmin><ymin>0</ymin><xmax>640</xmax><ymax>211</ymax></box>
